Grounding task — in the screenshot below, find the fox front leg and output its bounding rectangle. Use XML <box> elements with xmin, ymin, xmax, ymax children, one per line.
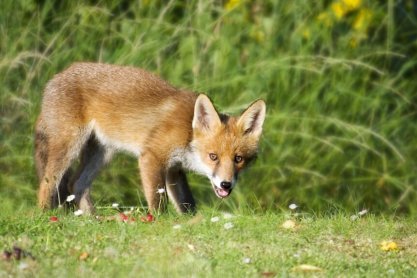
<box><xmin>166</xmin><ymin>167</ymin><xmax>196</xmax><ymax>214</ymax></box>
<box><xmin>138</xmin><ymin>153</ymin><xmax>168</xmax><ymax>213</ymax></box>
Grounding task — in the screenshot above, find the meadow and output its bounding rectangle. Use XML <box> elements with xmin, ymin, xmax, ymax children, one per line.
<box><xmin>0</xmin><ymin>0</ymin><xmax>416</xmax><ymax>276</ymax></box>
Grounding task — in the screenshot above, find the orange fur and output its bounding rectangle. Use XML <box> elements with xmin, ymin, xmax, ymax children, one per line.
<box><xmin>35</xmin><ymin>62</ymin><xmax>266</xmax><ymax>214</ymax></box>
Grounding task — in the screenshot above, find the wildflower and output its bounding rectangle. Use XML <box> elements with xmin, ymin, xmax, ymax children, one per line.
<box><xmin>66</xmin><ymin>195</ymin><xmax>75</xmax><ymax>202</ymax></box>
<box><xmin>302</xmin><ymin>28</ymin><xmax>311</xmax><ymax>40</ymax></box>
<box><xmin>317</xmin><ymin>12</ymin><xmax>333</xmax><ymax>27</ymax></box>
<box><xmin>282</xmin><ymin>219</ymin><xmax>296</xmax><ymax>229</ymax></box>
<box><xmin>331</xmin><ymin>2</ymin><xmax>347</xmax><ymax>19</ymax></box>
<box><xmin>380</xmin><ymin>241</ymin><xmax>398</xmax><ymax>251</ymax></box>
<box><xmin>289</xmin><ymin>203</ymin><xmax>298</xmax><ymax>210</ymax></box>
<box><xmin>225</xmin><ymin>0</ymin><xmax>240</xmax><ymax>11</ymax></box>
<box><xmin>353</xmin><ymin>8</ymin><xmax>372</xmax><ymax>31</ymax></box>
<box><xmin>156</xmin><ymin>188</ymin><xmax>165</xmax><ymax>194</ymax></box>
<box><xmin>358</xmin><ymin>209</ymin><xmax>368</xmax><ymax>216</ymax></box>
<box><xmin>74</xmin><ymin>209</ymin><xmax>83</xmax><ymax>216</ymax></box>
<box><xmin>350</xmin><ymin>215</ymin><xmax>359</xmax><ymax>221</ymax></box>
<box><xmin>211</xmin><ymin>216</ymin><xmax>220</xmax><ymax>223</ymax></box>
<box><xmin>250</xmin><ymin>28</ymin><xmax>265</xmax><ymax>43</ymax></box>
<box><xmin>223</xmin><ymin>212</ymin><xmax>233</xmax><ymax>219</ymax></box>
<box><xmin>18</xmin><ymin>262</ymin><xmax>29</xmax><ymax>270</ymax></box>
<box><xmin>224</xmin><ymin>222</ymin><xmax>234</xmax><ymax>230</ymax></box>
<box><xmin>242</xmin><ymin>257</ymin><xmax>251</xmax><ymax>264</ymax></box>
<box><xmin>349</xmin><ymin>38</ymin><xmax>358</xmax><ymax>49</ymax></box>
<box><xmin>343</xmin><ymin>0</ymin><xmax>361</xmax><ymax>10</ymax></box>
<box><xmin>112</xmin><ymin>203</ymin><xmax>119</xmax><ymax>208</ymax></box>
<box><xmin>173</xmin><ymin>224</ymin><xmax>182</xmax><ymax>229</ymax></box>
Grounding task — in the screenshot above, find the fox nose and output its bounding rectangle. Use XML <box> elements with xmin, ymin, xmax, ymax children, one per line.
<box><xmin>220</xmin><ymin>181</ymin><xmax>232</xmax><ymax>190</ymax></box>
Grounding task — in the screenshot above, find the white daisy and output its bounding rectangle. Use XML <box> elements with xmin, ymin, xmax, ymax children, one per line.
<box><xmin>289</xmin><ymin>203</ymin><xmax>298</xmax><ymax>210</ymax></box>
<box><xmin>74</xmin><ymin>209</ymin><xmax>83</xmax><ymax>216</ymax></box>
<box><xmin>66</xmin><ymin>195</ymin><xmax>75</xmax><ymax>202</ymax></box>
<box><xmin>210</xmin><ymin>216</ymin><xmax>220</xmax><ymax>223</ymax></box>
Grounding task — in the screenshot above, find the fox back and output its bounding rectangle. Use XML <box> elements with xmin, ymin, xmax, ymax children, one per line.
<box><xmin>35</xmin><ymin>63</ymin><xmax>266</xmax><ymax>214</ymax></box>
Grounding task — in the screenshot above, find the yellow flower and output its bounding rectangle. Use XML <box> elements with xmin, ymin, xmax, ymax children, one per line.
<box><xmin>250</xmin><ymin>28</ymin><xmax>265</xmax><ymax>43</ymax></box>
<box><xmin>353</xmin><ymin>8</ymin><xmax>372</xmax><ymax>30</ymax></box>
<box><xmin>225</xmin><ymin>0</ymin><xmax>241</xmax><ymax>11</ymax></box>
<box><xmin>343</xmin><ymin>0</ymin><xmax>361</xmax><ymax>11</ymax></box>
<box><xmin>380</xmin><ymin>241</ymin><xmax>399</xmax><ymax>251</ymax></box>
<box><xmin>317</xmin><ymin>12</ymin><xmax>333</xmax><ymax>27</ymax></box>
<box><xmin>302</xmin><ymin>28</ymin><xmax>311</xmax><ymax>40</ymax></box>
<box><xmin>349</xmin><ymin>38</ymin><xmax>358</xmax><ymax>48</ymax></box>
<box><xmin>332</xmin><ymin>2</ymin><xmax>347</xmax><ymax>19</ymax></box>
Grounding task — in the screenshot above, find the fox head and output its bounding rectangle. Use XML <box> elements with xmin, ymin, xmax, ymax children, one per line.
<box><xmin>190</xmin><ymin>94</ymin><xmax>266</xmax><ymax>199</ymax></box>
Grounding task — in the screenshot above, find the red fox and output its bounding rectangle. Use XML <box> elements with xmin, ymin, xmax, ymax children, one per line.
<box><xmin>35</xmin><ymin>63</ymin><xmax>266</xmax><ymax>214</ymax></box>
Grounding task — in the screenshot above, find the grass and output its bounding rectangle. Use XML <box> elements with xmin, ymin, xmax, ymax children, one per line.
<box><xmin>1</xmin><ymin>207</ymin><xmax>416</xmax><ymax>277</ymax></box>
<box><xmin>1</xmin><ymin>0</ymin><xmax>416</xmax><ymax>214</ymax></box>
<box><xmin>0</xmin><ymin>1</ymin><xmax>417</xmax><ymax>275</ymax></box>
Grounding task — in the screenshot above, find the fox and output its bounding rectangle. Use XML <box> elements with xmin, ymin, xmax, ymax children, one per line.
<box><xmin>35</xmin><ymin>62</ymin><xmax>266</xmax><ymax>214</ymax></box>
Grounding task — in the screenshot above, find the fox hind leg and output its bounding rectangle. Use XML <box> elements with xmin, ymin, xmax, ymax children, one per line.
<box><xmin>36</xmin><ymin>124</ymin><xmax>91</xmax><ymax>210</ymax></box>
<box><xmin>70</xmin><ymin>135</ymin><xmax>111</xmax><ymax>214</ymax></box>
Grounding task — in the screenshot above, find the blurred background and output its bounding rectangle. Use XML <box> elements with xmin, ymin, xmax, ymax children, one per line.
<box><xmin>0</xmin><ymin>0</ymin><xmax>416</xmax><ymax>214</ymax></box>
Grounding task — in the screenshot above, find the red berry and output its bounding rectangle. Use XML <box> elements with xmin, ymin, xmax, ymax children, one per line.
<box><xmin>50</xmin><ymin>216</ymin><xmax>59</xmax><ymax>222</ymax></box>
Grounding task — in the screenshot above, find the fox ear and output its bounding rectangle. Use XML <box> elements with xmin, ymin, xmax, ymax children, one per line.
<box><xmin>193</xmin><ymin>94</ymin><xmax>221</xmax><ymax>132</ymax></box>
<box><xmin>237</xmin><ymin>99</ymin><xmax>266</xmax><ymax>137</ymax></box>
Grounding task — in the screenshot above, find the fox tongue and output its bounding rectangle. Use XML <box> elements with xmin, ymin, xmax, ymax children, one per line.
<box><xmin>217</xmin><ymin>188</ymin><xmax>229</xmax><ymax>197</ymax></box>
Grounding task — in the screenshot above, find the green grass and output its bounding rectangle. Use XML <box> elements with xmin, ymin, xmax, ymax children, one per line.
<box><xmin>1</xmin><ymin>1</ymin><xmax>417</xmax><ymax>275</ymax></box>
<box><xmin>1</xmin><ymin>0</ymin><xmax>416</xmax><ymax>214</ymax></box>
<box><xmin>1</xmin><ymin>208</ymin><xmax>416</xmax><ymax>277</ymax></box>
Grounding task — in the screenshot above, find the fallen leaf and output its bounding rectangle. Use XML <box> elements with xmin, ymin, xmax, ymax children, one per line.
<box><xmin>282</xmin><ymin>219</ymin><xmax>296</xmax><ymax>230</ymax></box>
<box><xmin>260</xmin><ymin>271</ymin><xmax>276</xmax><ymax>277</ymax></box>
<box><xmin>79</xmin><ymin>252</ymin><xmax>89</xmax><ymax>260</ymax></box>
<box><xmin>187</xmin><ymin>214</ymin><xmax>203</xmax><ymax>225</ymax></box>
<box><xmin>380</xmin><ymin>241</ymin><xmax>398</xmax><ymax>251</ymax></box>
<box><xmin>187</xmin><ymin>244</ymin><xmax>195</xmax><ymax>251</ymax></box>
<box><xmin>49</xmin><ymin>216</ymin><xmax>59</xmax><ymax>222</ymax></box>
<box><xmin>140</xmin><ymin>213</ymin><xmax>154</xmax><ymax>223</ymax></box>
<box><xmin>292</xmin><ymin>264</ymin><xmax>323</xmax><ymax>272</ymax></box>
<box><xmin>119</xmin><ymin>213</ymin><xmax>129</xmax><ymax>222</ymax></box>
<box><xmin>2</xmin><ymin>251</ymin><xmax>12</xmax><ymax>261</ymax></box>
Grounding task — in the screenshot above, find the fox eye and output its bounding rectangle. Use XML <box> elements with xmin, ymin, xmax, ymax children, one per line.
<box><xmin>234</xmin><ymin>155</ymin><xmax>243</xmax><ymax>163</ymax></box>
<box><xmin>209</xmin><ymin>153</ymin><xmax>218</xmax><ymax>161</ymax></box>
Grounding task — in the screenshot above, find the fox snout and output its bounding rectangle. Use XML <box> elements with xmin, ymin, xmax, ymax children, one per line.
<box><xmin>220</xmin><ymin>181</ymin><xmax>232</xmax><ymax>190</ymax></box>
<box><xmin>210</xmin><ymin>173</ymin><xmax>236</xmax><ymax>199</ymax></box>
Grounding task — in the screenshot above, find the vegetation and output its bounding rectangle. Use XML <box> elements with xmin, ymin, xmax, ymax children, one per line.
<box><xmin>1</xmin><ymin>209</ymin><xmax>416</xmax><ymax>277</ymax></box>
<box><xmin>1</xmin><ymin>0</ymin><xmax>417</xmax><ymax>276</ymax></box>
<box><xmin>2</xmin><ymin>0</ymin><xmax>416</xmax><ymax>214</ymax></box>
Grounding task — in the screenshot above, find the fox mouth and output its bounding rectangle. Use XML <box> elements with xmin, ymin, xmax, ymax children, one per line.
<box><xmin>211</xmin><ymin>183</ymin><xmax>232</xmax><ymax>198</ymax></box>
